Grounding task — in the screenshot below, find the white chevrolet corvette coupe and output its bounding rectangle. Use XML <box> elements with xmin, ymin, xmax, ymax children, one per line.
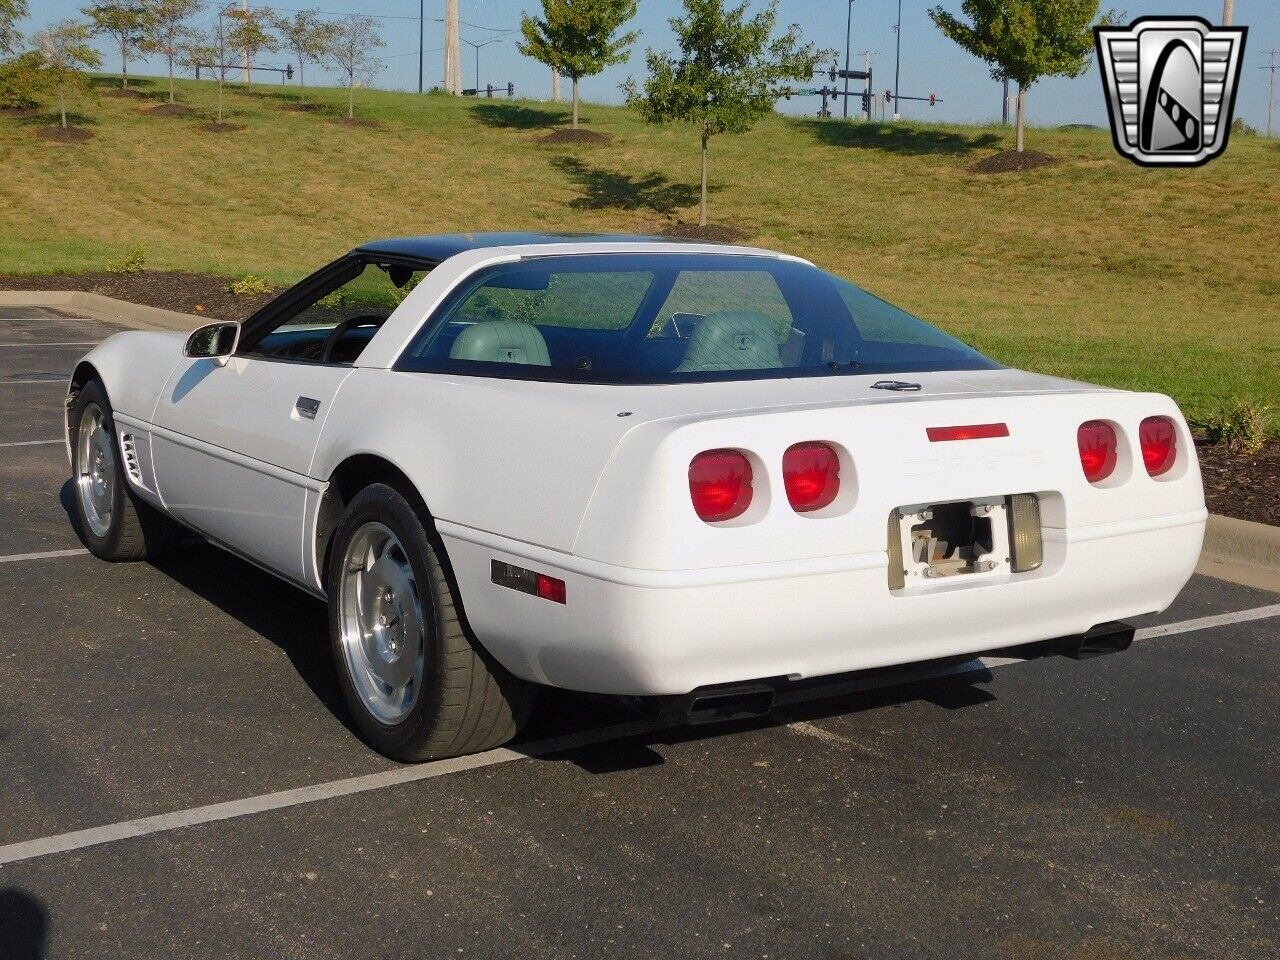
<box><xmin>66</xmin><ymin>234</ymin><xmax>1207</xmax><ymax>760</ymax></box>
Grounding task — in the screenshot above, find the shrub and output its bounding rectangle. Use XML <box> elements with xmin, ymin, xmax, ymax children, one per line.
<box><xmin>227</xmin><ymin>274</ymin><xmax>273</xmax><ymax>296</ymax></box>
<box><xmin>105</xmin><ymin>246</ymin><xmax>146</xmax><ymax>273</ymax></box>
<box><xmin>1203</xmin><ymin>399</ymin><xmax>1270</xmax><ymax>455</ymax></box>
<box><xmin>0</xmin><ymin>51</ymin><xmax>46</xmax><ymax>110</ymax></box>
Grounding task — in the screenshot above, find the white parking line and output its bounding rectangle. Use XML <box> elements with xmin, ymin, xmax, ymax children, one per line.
<box><xmin>0</xmin><ymin>439</ymin><xmax>62</xmax><ymax>448</ymax></box>
<box><xmin>0</xmin><ymin>601</ymin><xmax>1276</xmax><ymax>867</ymax></box>
<box><xmin>0</xmin><ymin>548</ymin><xmax>89</xmax><ymax>564</ymax></box>
<box><xmin>0</xmin><ymin>379</ymin><xmax>66</xmax><ymax>385</ymax></box>
<box><xmin>0</xmin><ymin>341</ymin><xmax>98</xmax><ymax>348</ymax></box>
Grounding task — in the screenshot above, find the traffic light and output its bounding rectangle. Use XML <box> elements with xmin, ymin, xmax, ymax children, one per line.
<box><xmin>885</xmin><ymin>89</ymin><xmax>893</xmax><ymax>102</ymax></box>
<box><xmin>929</xmin><ymin>92</ymin><xmax>936</xmax><ymax>106</ymax></box>
<box><xmin>286</xmin><ymin>64</ymin><xmax>294</xmax><ymax>81</ymax></box>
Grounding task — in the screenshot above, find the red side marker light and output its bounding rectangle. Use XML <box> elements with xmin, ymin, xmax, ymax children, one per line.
<box><xmin>536</xmin><ymin>573</ymin><xmax>567</xmax><ymax>605</ymax></box>
<box><xmin>783</xmin><ymin>442</ymin><xmax>841</xmax><ymax>512</ymax></box>
<box><xmin>926</xmin><ymin>423</ymin><xmax>1009</xmax><ymax>442</ymax></box>
<box><xmin>492</xmin><ymin>561</ymin><xmax>566</xmax><ymax>604</ymax></box>
<box><xmin>689</xmin><ymin>449</ymin><xmax>753</xmax><ymax>523</ymax></box>
<box><xmin>1077</xmin><ymin>420</ymin><xmax>1118</xmax><ymax>483</ymax></box>
<box><xmin>1139</xmin><ymin>415</ymin><xmax>1177</xmax><ymax>477</ymax></box>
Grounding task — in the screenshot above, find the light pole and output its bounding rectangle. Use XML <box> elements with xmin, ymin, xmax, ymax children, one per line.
<box><xmin>418</xmin><ymin>0</ymin><xmax>424</xmax><ymax>93</ymax></box>
<box><xmin>842</xmin><ymin>1</ymin><xmax>853</xmax><ymax>119</ymax></box>
<box><xmin>1263</xmin><ymin>50</ymin><xmax>1279</xmax><ymax>138</ymax></box>
<box><xmin>461</xmin><ymin>36</ymin><xmax>502</xmax><ymax>92</ymax></box>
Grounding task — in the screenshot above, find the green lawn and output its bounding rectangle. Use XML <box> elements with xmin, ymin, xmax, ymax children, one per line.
<box><xmin>1</xmin><ymin>74</ymin><xmax>1277</xmax><ymax>429</ymax></box>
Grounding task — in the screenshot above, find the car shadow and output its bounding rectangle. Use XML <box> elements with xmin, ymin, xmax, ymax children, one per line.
<box><xmin>144</xmin><ymin>542</ymin><xmax>360</xmax><ymax>739</ymax></box>
<box><xmin>0</xmin><ymin>888</ymin><xmax>49</xmax><ymax>960</ymax></box>
<box><xmin>797</xmin><ymin>118</ymin><xmax>1003</xmax><ymax>156</ymax></box>
<box><xmin>550</xmin><ymin>156</ymin><xmax>701</xmax><ymax>214</ymax></box>
<box><xmin>469</xmin><ymin>101</ymin><xmax>569</xmax><ymax>130</ymax></box>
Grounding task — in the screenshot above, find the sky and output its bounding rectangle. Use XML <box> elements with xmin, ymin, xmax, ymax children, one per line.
<box><xmin>20</xmin><ymin>0</ymin><xmax>1280</xmax><ymax>132</ymax></box>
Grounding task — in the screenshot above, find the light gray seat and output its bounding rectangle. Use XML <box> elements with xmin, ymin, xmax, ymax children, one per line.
<box><xmin>449</xmin><ymin>320</ymin><xmax>551</xmax><ymax>366</ymax></box>
<box><xmin>673</xmin><ymin>309</ymin><xmax>783</xmax><ymax>373</ymax></box>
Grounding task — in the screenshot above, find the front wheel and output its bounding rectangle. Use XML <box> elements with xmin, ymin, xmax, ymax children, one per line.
<box><xmin>327</xmin><ymin>483</ymin><xmax>536</xmax><ymax>761</ymax></box>
<box><xmin>69</xmin><ymin>379</ymin><xmax>181</xmax><ymax>561</ymax></box>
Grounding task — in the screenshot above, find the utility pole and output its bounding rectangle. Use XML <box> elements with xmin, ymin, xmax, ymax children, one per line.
<box><xmin>1263</xmin><ymin>51</ymin><xmax>1280</xmax><ymax>138</ymax></box>
<box><xmin>444</xmin><ymin>0</ymin><xmax>461</xmax><ymax>94</ymax></box>
<box><xmin>1222</xmin><ymin>0</ymin><xmax>1234</xmax><ymax>25</ymax></box>
<box><xmin>842</xmin><ymin>1</ymin><xmax>853</xmax><ymax>119</ymax></box>
<box><xmin>892</xmin><ymin>0</ymin><xmax>902</xmax><ymax>120</ymax></box>
<box><xmin>239</xmin><ymin>0</ymin><xmax>249</xmax><ymax>82</ymax></box>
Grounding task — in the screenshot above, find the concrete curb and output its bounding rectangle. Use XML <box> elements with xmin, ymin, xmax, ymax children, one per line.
<box><xmin>1196</xmin><ymin>514</ymin><xmax>1280</xmax><ymax>593</ymax></box>
<box><xmin>0</xmin><ymin>290</ymin><xmax>206</xmax><ymax>332</ymax></box>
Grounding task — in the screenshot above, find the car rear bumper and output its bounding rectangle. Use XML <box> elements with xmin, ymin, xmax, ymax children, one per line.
<box><xmin>438</xmin><ymin>509</ymin><xmax>1206</xmax><ymax>696</ymax></box>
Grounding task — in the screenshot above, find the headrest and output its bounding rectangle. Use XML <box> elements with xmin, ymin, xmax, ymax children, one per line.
<box><xmin>449</xmin><ymin>320</ymin><xmax>551</xmax><ymax>366</ymax></box>
<box><xmin>674</xmin><ymin>309</ymin><xmax>783</xmax><ymax>373</ymax></box>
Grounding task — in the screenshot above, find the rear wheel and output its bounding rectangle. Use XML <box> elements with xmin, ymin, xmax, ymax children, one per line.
<box><xmin>69</xmin><ymin>379</ymin><xmax>181</xmax><ymax>561</ymax></box>
<box><xmin>327</xmin><ymin>483</ymin><xmax>536</xmax><ymax>761</ymax></box>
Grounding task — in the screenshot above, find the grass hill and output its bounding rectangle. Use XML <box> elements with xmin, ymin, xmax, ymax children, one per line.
<box><xmin>1</xmin><ymin>74</ymin><xmax>1277</xmax><ymax>429</ymax></box>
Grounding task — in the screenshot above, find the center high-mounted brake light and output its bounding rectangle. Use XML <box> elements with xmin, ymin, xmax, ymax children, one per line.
<box><xmin>1077</xmin><ymin>420</ymin><xmax>1118</xmax><ymax>483</ymax></box>
<box><xmin>926</xmin><ymin>423</ymin><xmax>1009</xmax><ymax>442</ymax></box>
<box><xmin>783</xmin><ymin>442</ymin><xmax>840</xmax><ymax>512</ymax></box>
<box><xmin>689</xmin><ymin>449</ymin><xmax>753</xmax><ymax>523</ymax></box>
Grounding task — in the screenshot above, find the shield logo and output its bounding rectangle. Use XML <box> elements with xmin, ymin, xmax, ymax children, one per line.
<box><xmin>1095</xmin><ymin>16</ymin><xmax>1247</xmax><ymax>167</ymax></box>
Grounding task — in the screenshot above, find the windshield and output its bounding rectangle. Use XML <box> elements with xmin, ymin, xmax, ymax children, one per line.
<box><xmin>397</xmin><ymin>253</ymin><xmax>997</xmax><ymax>383</ymax></box>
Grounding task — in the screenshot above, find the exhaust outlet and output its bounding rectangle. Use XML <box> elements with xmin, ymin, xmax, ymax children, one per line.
<box><xmin>687</xmin><ymin>685</ymin><xmax>776</xmax><ymax>725</ymax></box>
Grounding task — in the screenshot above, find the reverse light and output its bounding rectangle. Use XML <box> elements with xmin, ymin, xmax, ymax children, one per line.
<box><xmin>1139</xmin><ymin>416</ymin><xmax>1177</xmax><ymax>477</ymax></box>
<box><xmin>1077</xmin><ymin>421</ymin><xmax>1118</xmax><ymax>483</ymax></box>
<box><xmin>926</xmin><ymin>423</ymin><xmax>1009</xmax><ymax>442</ymax></box>
<box><xmin>783</xmin><ymin>442</ymin><xmax>841</xmax><ymax>512</ymax></box>
<box><xmin>689</xmin><ymin>449</ymin><xmax>753</xmax><ymax>523</ymax></box>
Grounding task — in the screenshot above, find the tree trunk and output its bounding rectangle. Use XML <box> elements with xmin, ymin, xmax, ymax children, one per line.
<box><xmin>699</xmin><ymin>132</ymin><xmax>709</xmax><ymax>227</ymax></box>
<box><xmin>572</xmin><ymin>77</ymin><xmax>579</xmax><ymax>128</ymax></box>
<box><xmin>59</xmin><ymin>86</ymin><xmax>67</xmax><ymax>129</ymax></box>
<box><xmin>168</xmin><ymin>55</ymin><xmax>175</xmax><ymax>104</ymax></box>
<box><xmin>299</xmin><ymin>59</ymin><xmax>305</xmax><ymax>106</ymax></box>
<box><xmin>121</xmin><ymin>40</ymin><xmax>129</xmax><ymax>88</ymax></box>
<box><xmin>1015</xmin><ymin>84</ymin><xmax>1026</xmax><ymax>152</ymax></box>
<box><xmin>348</xmin><ymin>73</ymin><xmax>355</xmax><ymax>119</ymax></box>
<box><xmin>217</xmin><ymin>78</ymin><xmax>223</xmax><ymax>124</ymax></box>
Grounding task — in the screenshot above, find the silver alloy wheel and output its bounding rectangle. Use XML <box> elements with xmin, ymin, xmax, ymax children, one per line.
<box><xmin>337</xmin><ymin>521</ymin><xmax>427</xmax><ymax>726</ymax></box>
<box><xmin>75</xmin><ymin>404</ymin><xmax>116</xmax><ymax>539</ymax></box>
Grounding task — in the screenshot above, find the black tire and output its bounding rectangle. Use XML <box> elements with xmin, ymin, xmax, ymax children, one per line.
<box><xmin>68</xmin><ymin>379</ymin><xmax>182</xmax><ymax>561</ymax></box>
<box><xmin>326</xmin><ymin>483</ymin><xmax>536</xmax><ymax>761</ymax></box>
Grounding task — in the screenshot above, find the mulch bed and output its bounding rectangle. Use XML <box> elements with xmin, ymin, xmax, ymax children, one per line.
<box><xmin>0</xmin><ymin>106</ymin><xmax>39</xmax><ymax>117</ymax></box>
<box><xmin>541</xmin><ymin>128</ymin><xmax>612</xmax><ymax>146</ymax></box>
<box><xmin>969</xmin><ymin>149</ymin><xmax>1058</xmax><ymax>174</ymax></box>
<box><xmin>332</xmin><ymin>116</ymin><xmax>382</xmax><ymax>128</ymax></box>
<box><xmin>148</xmin><ymin>103</ymin><xmax>194</xmax><ymax>117</ymax></box>
<box><xmin>281</xmin><ymin>103</ymin><xmax>324</xmax><ymax>112</ymax></box>
<box><xmin>38</xmin><ymin>127</ymin><xmax>94</xmax><ymax>143</ymax></box>
<box><xmin>104</xmin><ymin>88</ymin><xmax>147</xmax><ymax>99</ymax></box>
<box><xmin>660</xmin><ymin>222</ymin><xmax>749</xmax><ymax>243</ymax></box>
<box><xmin>1196</xmin><ymin>438</ymin><xmax>1280</xmax><ymax>527</ymax></box>
<box><xmin>0</xmin><ymin>271</ymin><xmax>276</xmax><ymax>322</ymax></box>
<box><xmin>200</xmin><ymin>121</ymin><xmax>245</xmax><ymax>133</ymax></box>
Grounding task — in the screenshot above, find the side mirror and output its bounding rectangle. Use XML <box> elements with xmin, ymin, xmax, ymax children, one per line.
<box><xmin>184</xmin><ymin>321</ymin><xmax>241</xmax><ymax>364</ymax></box>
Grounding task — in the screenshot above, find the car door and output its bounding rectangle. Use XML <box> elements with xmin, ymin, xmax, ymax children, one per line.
<box><xmin>150</xmin><ymin>354</ymin><xmax>352</xmax><ymax>585</ymax></box>
<box><xmin>147</xmin><ymin>255</ymin><xmax>427</xmax><ymax>586</ymax></box>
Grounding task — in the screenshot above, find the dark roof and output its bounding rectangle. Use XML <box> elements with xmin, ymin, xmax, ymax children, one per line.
<box><xmin>354</xmin><ymin>232</ymin><xmax>693</xmax><ymax>263</ymax></box>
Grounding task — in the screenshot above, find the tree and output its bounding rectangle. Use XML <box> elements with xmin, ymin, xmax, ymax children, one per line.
<box><xmin>34</xmin><ymin>19</ymin><xmax>102</xmax><ymax>129</ymax></box>
<box><xmin>0</xmin><ymin>0</ymin><xmax>27</xmax><ymax>57</ymax></box>
<box><xmin>181</xmin><ymin>16</ymin><xmax>229</xmax><ymax>123</ymax></box>
<box><xmin>326</xmin><ymin>14</ymin><xmax>383</xmax><ymax>120</ymax></box>
<box><xmin>520</xmin><ymin>0</ymin><xmax>638</xmax><ymax>129</ymax></box>
<box><xmin>0</xmin><ymin>49</ymin><xmax>44</xmax><ymax>109</ymax></box>
<box><xmin>623</xmin><ymin>0</ymin><xmax>821</xmax><ymax>227</ymax></box>
<box><xmin>141</xmin><ymin>0</ymin><xmax>200</xmax><ymax>105</ymax></box>
<box><xmin>271</xmin><ymin>8</ymin><xmax>336</xmax><ymax>106</ymax></box>
<box><xmin>83</xmin><ymin>1</ymin><xmax>146</xmax><ymax>89</ymax></box>
<box><xmin>226</xmin><ymin>5</ymin><xmax>276</xmax><ymax>87</ymax></box>
<box><xmin>929</xmin><ymin>0</ymin><xmax>1113</xmax><ymax>152</ymax></box>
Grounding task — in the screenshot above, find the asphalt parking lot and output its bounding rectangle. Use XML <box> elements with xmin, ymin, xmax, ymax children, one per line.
<box><xmin>0</xmin><ymin>308</ymin><xmax>1277</xmax><ymax>960</ymax></box>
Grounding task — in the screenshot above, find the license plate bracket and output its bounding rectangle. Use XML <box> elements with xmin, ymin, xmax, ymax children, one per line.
<box><xmin>895</xmin><ymin>497</ymin><xmax>1011</xmax><ymax>584</ymax></box>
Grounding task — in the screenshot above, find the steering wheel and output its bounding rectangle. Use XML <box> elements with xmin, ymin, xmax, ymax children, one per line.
<box><xmin>319</xmin><ymin>314</ymin><xmax>388</xmax><ymax>364</ymax></box>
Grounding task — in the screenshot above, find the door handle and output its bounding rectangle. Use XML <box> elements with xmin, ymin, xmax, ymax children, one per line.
<box><xmin>295</xmin><ymin>397</ymin><xmax>321</xmax><ymax>420</ymax></box>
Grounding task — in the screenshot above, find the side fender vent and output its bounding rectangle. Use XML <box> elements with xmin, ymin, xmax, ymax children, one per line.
<box><xmin>119</xmin><ymin>433</ymin><xmax>143</xmax><ymax>485</ymax></box>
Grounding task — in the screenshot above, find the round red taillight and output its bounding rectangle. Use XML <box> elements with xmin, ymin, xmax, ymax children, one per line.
<box><xmin>1139</xmin><ymin>415</ymin><xmax>1177</xmax><ymax>477</ymax></box>
<box><xmin>1077</xmin><ymin>421</ymin><xmax>1118</xmax><ymax>483</ymax></box>
<box><xmin>688</xmin><ymin>450</ymin><xmax>753</xmax><ymax>523</ymax></box>
<box><xmin>782</xmin><ymin>442</ymin><xmax>841</xmax><ymax>513</ymax></box>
